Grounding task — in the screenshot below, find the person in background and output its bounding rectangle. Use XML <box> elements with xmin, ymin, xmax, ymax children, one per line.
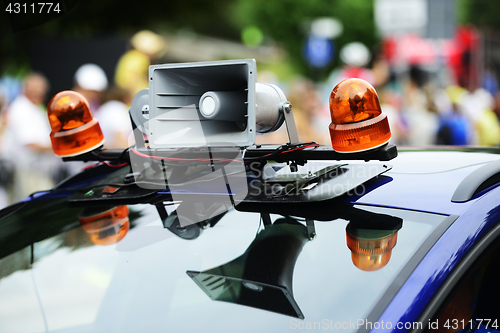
<box><xmin>73</xmin><ymin>63</ymin><xmax>108</xmax><ymax>113</ymax></box>
<box><xmin>1</xmin><ymin>72</ymin><xmax>57</xmax><ymax>202</ymax></box>
<box><xmin>435</xmin><ymin>86</ymin><xmax>471</xmax><ymax>146</ymax></box>
<box><xmin>457</xmin><ymin>87</ymin><xmax>500</xmax><ymax>147</ymax></box>
<box><xmin>472</xmin><ymin>89</ymin><xmax>500</xmax><ymax>146</ymax></box>
<box><xmin>379</xmin><ymin>87</ymin><xmax>408</xmax><ymax>146</ymax></box>
<box><xmin>96</xmin><ymin>86</ymin><xmax>134</xmax><ymax>149</ymax></box>
<box><xmin>494</xmin><ymin>92</ymin><xmax>500</xmax><ymax>125</ymax></box>
<box><xmin>325</xmin><ymin>42</ymin><xmax>375</xmax><ymax>91</ymax></box>
<box><xmin>0</xmin><ymin>90</ymin><xmax>10</xmax><ymax>208</ymax></box>
<box><xmin>115</xmin><ymin>30</ymin><xmax>166</xmax><ymax>101</ymax></box>
<box><xmin>401</xmin><ymin>66</ymin><xmax>439</xmax><ymax>146</ymax></box>
<box><xmin>287</xmin><ymin>78</ymin><xmax>329</xmax><ymax>145</ymax></box>
<box><xmin>0</xmin><ymin>88</ymin><xmax>7</xmax><ymax>150</ymax></box>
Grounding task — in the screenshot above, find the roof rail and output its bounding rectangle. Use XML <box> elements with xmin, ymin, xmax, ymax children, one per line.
<box><xmin>452</xmin><ymin>159</ymin><xmax>500</xmax><ymax>203</ymax></box>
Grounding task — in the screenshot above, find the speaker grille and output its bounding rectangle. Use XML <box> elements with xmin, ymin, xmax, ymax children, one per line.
<box><xmin>149</xmin><ymin>60</ymin><xmax>257</xmax><ymax>148</ymax></box>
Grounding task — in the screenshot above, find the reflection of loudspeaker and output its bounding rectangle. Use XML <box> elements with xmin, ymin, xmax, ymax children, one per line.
<box><xmin>187</xmin><ymin>219</ymin><xmax>308</xmax><ymax>318</ymax></box>
<box><xmin>148</xmin><ymin>59</ymin><xmax>256</xmax><ymax>148</ymax></box>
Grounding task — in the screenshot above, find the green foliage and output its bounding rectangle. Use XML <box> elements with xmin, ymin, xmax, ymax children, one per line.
<box><xmin>456</xmin><ymin>0</ymin><xmax>470</xmax><ymax>24</ymax></box>
<box><xmin>464</xmin><ymin>0</ymin><xmax>500</xmax><ymax>30</ymax></box>
<box><xmin>1</xmin><ymin>0</ymin><xmax>377</xmax><ymax>79</ymax></box>
<box><xmin>0</xmin><ymin>0</ymin><xmax>238</xmax><ymax>74</ymax></box>
<box><xmin>231</xmin><ymin>0</ymin><xmax>378</xmax><ymax>79</ymax></box>
<box><xmin>242</xmin><ymin>26</ymin><xmax>264</xmax><ymax>47</ymax></box>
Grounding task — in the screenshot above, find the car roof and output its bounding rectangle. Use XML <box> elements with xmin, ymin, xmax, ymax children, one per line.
<box><xmin>342</xmin><ymin>148</ymin><xmax>500</xmax><ymax>216</ymax></box>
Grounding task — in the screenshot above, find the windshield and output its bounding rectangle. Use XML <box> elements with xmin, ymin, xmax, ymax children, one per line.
<box><xmin>0</xmin><ymin>199</ymin><xmax>449</xmax><ymax>332</ymax></box>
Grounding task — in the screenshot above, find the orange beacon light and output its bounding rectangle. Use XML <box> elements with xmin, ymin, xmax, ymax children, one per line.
<box><xmin>78</xmin><ymin>205</ymin><xmax>130</xmax><ymax>246</ymax></box>
<box><xmin>47</xmin><ymin>90</ymin><xmax>104</xmax><ymax>157</ymax></box>
<box><xmin>346</xmin><ymin>226</ymin><xmax>398</xmax><ymax>272</ymax></box>
<box><xmin>329</xmin><ymin>78</ymin><xmax>391</xmax><ymax>153</ymax></box>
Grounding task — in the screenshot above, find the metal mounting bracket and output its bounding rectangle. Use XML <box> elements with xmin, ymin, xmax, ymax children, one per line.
<box><xmin>281</xmin><ymin>101</ymin><xmax>299</xmax><ymax>144</ymax></box>
<box><xmin>306</xmin><ymin>219</ymin><xmax>316</xmax><ymax>240</ymax></box>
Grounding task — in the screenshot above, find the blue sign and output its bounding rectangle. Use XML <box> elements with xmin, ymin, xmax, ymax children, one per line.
<box><xmin>303</xmin><ymin>35</ymin><xmax>334</xmax><ymax>68</ymax></box>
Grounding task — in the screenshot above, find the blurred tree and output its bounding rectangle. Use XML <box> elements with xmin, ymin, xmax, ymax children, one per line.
<box><xmin>231</xmin><ymin>0</ymin><xmax>378</xmax><ymax>79</ymax></box>
<box><xmin>0</xmin><ymin>0</ymin><xmax>237</xmax><ymax>74</ymax></box>
<box><xmin>1</xmin><ymin>0</ymin><xmax>377</xmax><ymax>79</ymax></box>
<box><xmin>459</xmin><ymin>0</ymin><xmax>500</xmax><ymax>30</ymax></box>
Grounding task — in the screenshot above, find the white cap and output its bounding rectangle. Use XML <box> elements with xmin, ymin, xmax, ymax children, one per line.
<box><xmin>74</xmin><ymin>64</ymin><xmax>108</xmax><ymax>92</ymax></box>
<box><xmin>340</xmin><ymin>42</ymin><xmax>371</xmax><ymax>67</ymax></box>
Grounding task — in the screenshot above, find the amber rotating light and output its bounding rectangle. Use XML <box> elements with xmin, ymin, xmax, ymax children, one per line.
<box><xmin>329</xmin><ymin>78</ymin><xmax>391</xmax><ymax>153</ymax></box>
<box><xmin>78</xmin><ymin>205</ymin><xmax>130</xmax><ymax>246</ymax></box>
<box><xmin>47</xmin><ymin>90</ymin><xmax>104</xmax><ymax>157</ymax></box>
<box><xmin>346</xmin><ymin>224</ymin><xmax>398</xmax><ymax>272</ymax></box>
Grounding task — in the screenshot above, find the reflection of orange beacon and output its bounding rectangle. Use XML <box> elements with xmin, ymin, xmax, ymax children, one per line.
<box><xmin>47</xmin><ymin>90</ymin><xmax>104</xmax><ymax>157</ymax></box>
<box><xmin>329</xmin><ymin>78</ymin><xmax>391</xmax><ymax>153</ymax></box>
<box><xmin>78</xmin><ymin>205</ymin><xmax>130</xmax><ymax>246</ymax></box>
<box><xmin>346</xmin><ymin>223</ymin><xmax>398</xmax><ymax>272</ymax></box>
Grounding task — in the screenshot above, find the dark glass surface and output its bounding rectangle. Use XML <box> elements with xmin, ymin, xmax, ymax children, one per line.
<box><xmin>0</xmin><ymin>194</ymin><xmax>448</xmax><ymax>332</ymax></box>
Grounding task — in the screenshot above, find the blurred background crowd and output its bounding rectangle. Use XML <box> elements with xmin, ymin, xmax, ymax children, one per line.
<box><xmin>1</xmin><ymin>0</ymin><xmax>500</xmax><ymax>208</ymax></box>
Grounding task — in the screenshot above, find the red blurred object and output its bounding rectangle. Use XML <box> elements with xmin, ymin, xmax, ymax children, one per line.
<box><xmin>383</xmin><ymin>34</ymin><xmax>437</xmax><ymax>65</ymax></box>
<box><xmin>449</xmin><ymin>26</ymin><xmax>480</xmax><ymax>89</ymax></box>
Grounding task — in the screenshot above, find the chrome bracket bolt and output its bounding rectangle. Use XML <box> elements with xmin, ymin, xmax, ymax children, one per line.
<box><xmin>283</xmin><ymin>101</ymin><xmax>292</xmax><ymax>113</ymax></box>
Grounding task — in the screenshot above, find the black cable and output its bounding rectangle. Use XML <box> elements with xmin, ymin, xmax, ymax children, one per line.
<box><xmin>243</xmin><ymin>141</ymin><xmax>319</xmax><ymax>162</ymax></box>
